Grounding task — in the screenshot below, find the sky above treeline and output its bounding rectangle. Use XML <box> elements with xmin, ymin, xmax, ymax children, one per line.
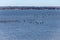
<box><xmin>0</xmin><ymin>0</ymin><xmax>60</xmax><ymax>6</ymax></box>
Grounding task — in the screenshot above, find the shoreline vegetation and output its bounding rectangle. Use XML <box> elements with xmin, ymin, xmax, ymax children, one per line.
<box><xmin>0</xmin><ymin>6</ymin><xmax>60</xmax><ymax>10</ymax></box>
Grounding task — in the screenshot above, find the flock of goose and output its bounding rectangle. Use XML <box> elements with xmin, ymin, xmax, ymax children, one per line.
<box><xmin>0</xmin><ymin>19</ymin><xmax>44</xmax><ymax>25</ymax></box>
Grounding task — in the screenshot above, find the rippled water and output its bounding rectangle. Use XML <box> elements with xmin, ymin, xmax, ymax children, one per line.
<box><xmin>0</xmin><ymin>10</ymin><xmax>60</xmax><ymax>40</ymax></box>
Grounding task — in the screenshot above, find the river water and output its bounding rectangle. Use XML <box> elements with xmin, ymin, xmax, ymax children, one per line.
<box><xmin>0</xmin><ymin>10</ymin><xmax>60</xmax><ymax>40</ymax></box>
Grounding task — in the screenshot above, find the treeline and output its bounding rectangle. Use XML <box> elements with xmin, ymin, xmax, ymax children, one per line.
<box><xmin>0</xmin><ymin>7</ymin><xmax>60</xmax><ymax>10</ymax></box>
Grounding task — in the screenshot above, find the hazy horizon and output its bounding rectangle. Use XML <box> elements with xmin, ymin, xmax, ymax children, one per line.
<box><xmin>0</xmin><ymin>0</ymin><xmax>60</xmax><ymax>6</ymax></box>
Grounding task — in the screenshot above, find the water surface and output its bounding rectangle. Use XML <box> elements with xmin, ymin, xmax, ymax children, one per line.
<box><xmin>0</xmin><ymin>10</ymin><xmax>60</xmax><ymax>40</ymax></box>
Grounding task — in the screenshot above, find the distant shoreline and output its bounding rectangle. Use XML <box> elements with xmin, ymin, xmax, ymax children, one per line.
<box><xmin>0</xmin><ymin>6</ymin><xmax>60</xmax><ymax>10</ymax></box>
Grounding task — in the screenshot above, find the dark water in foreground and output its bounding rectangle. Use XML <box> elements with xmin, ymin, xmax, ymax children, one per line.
<box><xmin>0</xmin><ymin>10</ymin><xmax>60</xmax><ymax>40</ymax></box>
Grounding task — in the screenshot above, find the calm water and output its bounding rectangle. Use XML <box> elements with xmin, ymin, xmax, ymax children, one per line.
<box><xmin>0</xmin><ymin>10</ymin><xmax>60</xmax><ymax>40</ymax></box>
